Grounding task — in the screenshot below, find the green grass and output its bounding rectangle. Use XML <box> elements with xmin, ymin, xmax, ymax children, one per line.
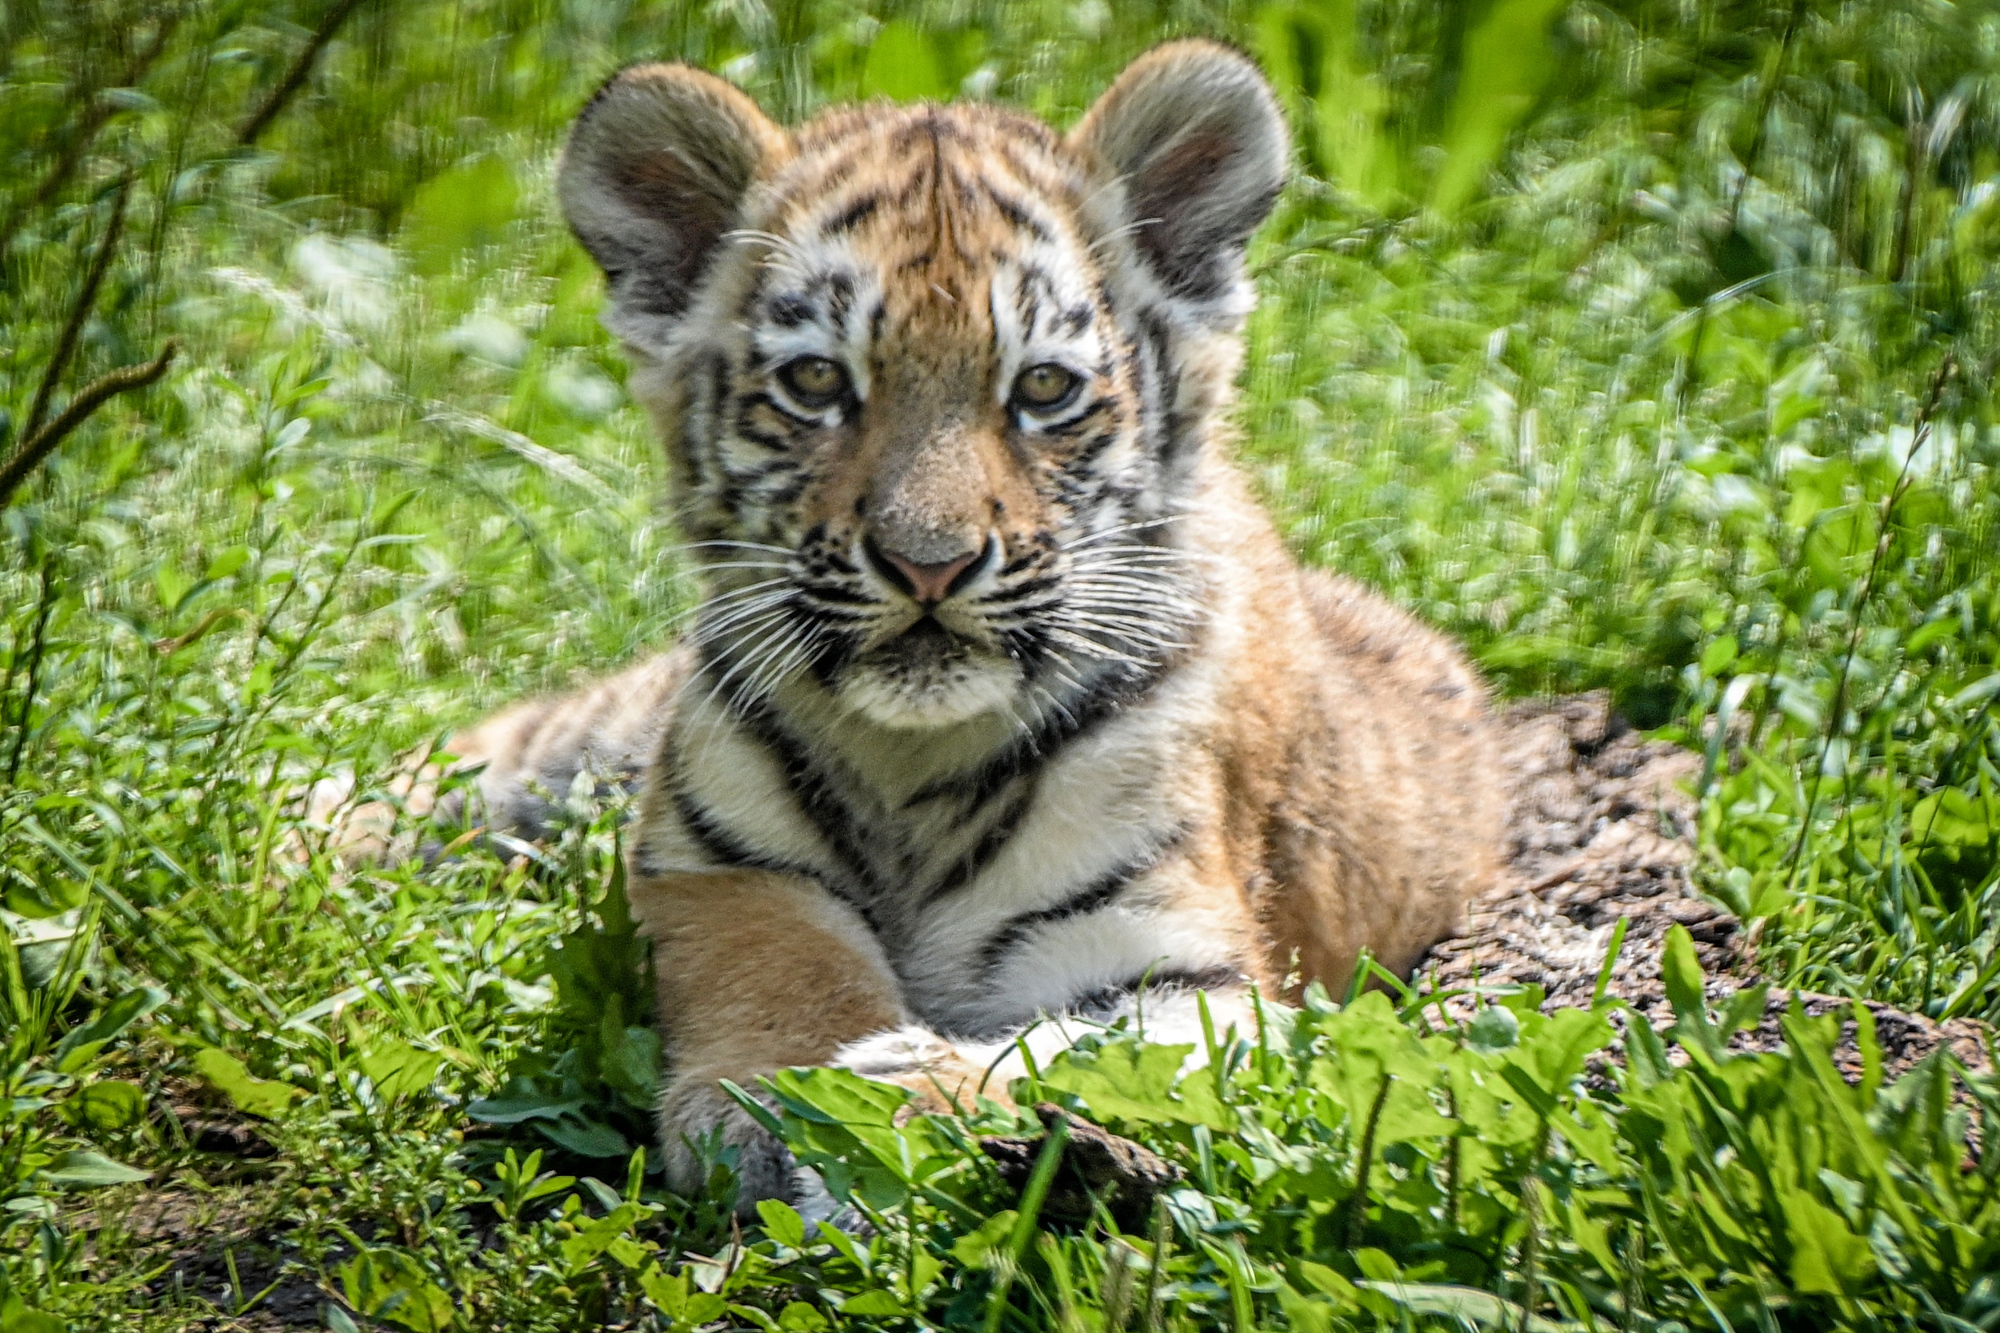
<box><xmin>3</xmin><ymin>0</ymin><xmax>1999</xmax><ymax>1328</ymax></box>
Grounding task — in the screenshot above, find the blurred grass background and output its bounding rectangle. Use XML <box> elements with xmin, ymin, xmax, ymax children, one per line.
<box><xmin>2</xmin><ymin>0</ymin><xmax>1999</xmax><ymax>1325</ymax></box>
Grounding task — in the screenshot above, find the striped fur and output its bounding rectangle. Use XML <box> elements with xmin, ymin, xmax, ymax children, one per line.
<box><xmin>444</xmin><ymin>43</ymin><xmax>1505</xmax><ymax>1215</ymax></box>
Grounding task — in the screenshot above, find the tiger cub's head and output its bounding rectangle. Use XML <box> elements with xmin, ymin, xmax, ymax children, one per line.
<box><xmin>560</xmin><ymin>43</ymin><xmax>1287</xmax><ymax>731</ymax></box>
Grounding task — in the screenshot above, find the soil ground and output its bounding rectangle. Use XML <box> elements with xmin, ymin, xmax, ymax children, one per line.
<box><xmin>1423</xmin><ymin>694</ymin><xmax>1992</xmax><ymax>1079</ymax></box>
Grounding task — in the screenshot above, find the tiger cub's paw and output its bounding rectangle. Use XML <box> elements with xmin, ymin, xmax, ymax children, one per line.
<box><xmin>833</xmin><ymin>1024</ymin><xmax>1018</xmax><ymax>1115</ymax></box>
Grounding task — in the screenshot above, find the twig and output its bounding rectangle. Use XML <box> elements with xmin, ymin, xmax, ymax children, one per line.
<box><xmin>1781</xmin><ymin>352</ymin><xmax>1959</xmax><ymax>888</ymax></box>
<box><xmin>25</xmin><ymin>175</ymin><xmax>132</xmax><ymax>439</ymax></box>
<box><xmin>0</xmin><ymin>342</ymin><xmax>178</xmax><ymax>509</ymax></box>
<box><xmin>4</xmin><ymin>563</ymin><xmax>57</xmax><ymax>789</ymax></box>
<box><xmin>236</xmin><ymin>0</ymin><xmax>369</xmax><ymax>147</ymax></box>
<box><xmin>1342</xmin><ymin>1072</ymin><xmax>1394</xmax><ymax>1247</ymax></box>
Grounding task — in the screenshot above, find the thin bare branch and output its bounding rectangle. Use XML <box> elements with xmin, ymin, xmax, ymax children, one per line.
<box><xmin>24</xmin><ymin>174</ymin><xmax>133</xmax><ymax>439</ymax></box>
<box><xmin>0</xmin><ymin>341</ymin><xmax>178</xmax><ymax>510</ymax></box>
<box><xmin>236</xmin><ymin>0</ymin><xmax>369</xmax><ymax>147</ymax></box>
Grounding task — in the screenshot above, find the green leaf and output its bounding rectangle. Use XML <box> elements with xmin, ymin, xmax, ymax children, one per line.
<box><xmin>339</xmin><ymin>1249</ymin><xmax>455</xmax><ymax>1333</ymax></box>
<box><xmin>1256</xmin><ymin>0</ymin><xmax>1396</xmax><ymax>207</ymax></box>
<box><xmin>1348</xmin><ymin>1249</ymin><xmax>1398</xmax><ymax>1281</ymax></box>
<box><xmin>1306</xmin><ymin>992</ymin><xmax>1450</xmax><ymax>1144</ymax></box>
<box><xmin>204</xmin><ymin>545</ymin><xmax>251</xmax><ymax>580</ymax></box>
<box><xmin>1624</xmin><ymin>1009</ymin><xmax>1674</xmax><ymax>1087</ymax></box>
<box><xmin>69</xmin><ymin>1079</ymin><xmax>146</xmax><ymax>1131</ymax></box>
<box><xmin>776</xmin><ymin>1301</ymin><xmax>829</xmax><ymax>1331</ymax></box>
<box><xmin>755</xmin><ymin>1197</ymin><xmax>807</xmax><ymax>1249</ymax></box>
<box><xmin>1701</xmin><ymin>634</ymin><xmax>1740</xmax><ymax>676</ymax></box>
<box><xmin>1358</xmin><ymin>1281</ymin><xmax>1580</xmax><ymax>1333</ymax></box>
<box><xmin>42</xmin><ymin>1149</ymin><xmax>149</xmax><ymax>1188</ymax></box>
<box><xmin>838</xmin><ymin>1289</ymin><xmax>905</xmax><ymax>1316</ymax></box>
<box><xmin>1035</xmin><ymin>1039</ymin><xmax>1232</xmax><ymax>1127</ymax></box>
<box><xmin>403</xmin><ymin>157</ymin><xmax>520</xmax><ymax>275</ymax></box>
<box><xmin>1660</xmin><ymin>925</ymin><xmax>1723</xmax><ymax>1062</ymax></box>
<box><xmin>1910</xmin><ymin>787</ymin><xmax>1991</xmax><ymax>850</ymax></box>
<box><xmin>765</xmin><ymin>1066</ymin><xmax>909</xmax><ymax>1128</ymax></box>
<box><xmin>357</xmin><ymin>1040</ymin><xmax>444</xmax><ymax>1102</ymax></box>
<box><xmin>465</xmin><ymin>1092</ymin><xmax>585</xmax><ymax>1125</ymax></box>
<box><xmin>535</xmin><ymin>1113</ymin><xmax>632</xmax><ymax>1159</ymax></box>
<box><xmin>560</xmin><ymin>1202</ymin><xmax>648</xmax><ymax>1273</ymax></box>
<box><xmin>949</xmin><ymin>1209</ymin><xmax>1018</xmax><ymax>1269</ymax></box>
<box><xmin>0</xmin><ymin>1289</ymin><xmax>65</xmax><ymax>1333</ymax></box>
<box><xmin>1465</xmin><ymin>1005</ymin><xmax>1519</xmax><ymax>1053</ymax></box>
<box><xmin>192</xmin><ymin>1047</ymin><xmax>301</xmax><ymax>1120</ymax></box>
<box><xmin>1499</xmin><ymin>1062</ymin><xmax>1558</xmax><ymax>1119</ymax></box>
<box><xmin>639</xmin><ymin>1264</ymin><xmax>729</xmax><ymax>1327</ymax></box>
<box><xmin>1428</xmin><ymin>0</ymin><xmax>1569</xmax><ymax>214</ymax></box>
<box><xmin>54</xmin><ymin>986</ymin><xmax>167</xmax><ymax>1071</ymax></box>
<box><xmin>1781</xmin><ymin>1193</ymin><xmax>1874</xmax><ymax>1294</ymax></box>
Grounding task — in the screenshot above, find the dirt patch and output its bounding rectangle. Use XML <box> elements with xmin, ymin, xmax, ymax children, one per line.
<box><xmin>82</xmin><ymin>1184</ymin><xmax>327</xmax><ymax>1330</ymax></box>
<box><xmin>1419</xmin><ymin>693</ymin><xmax>1991</xmax><ymax>1079</ymax></box>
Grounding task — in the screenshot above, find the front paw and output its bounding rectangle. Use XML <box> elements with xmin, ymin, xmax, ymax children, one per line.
<box><xmin>834</xmin><ymin>1024</ymin><xmax>1015</xmax><ymax>1112</ymax></box>
<box><xmin>659</xmin><ymin>1079</ymin><xmax>797</xmax><ymax>1214</ymax></box>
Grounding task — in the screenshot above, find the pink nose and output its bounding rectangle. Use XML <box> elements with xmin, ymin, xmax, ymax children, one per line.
<box><xmin>879</xmin><ymin>547</ymin><xmax>978</xmax><ymax>606</ymax></box>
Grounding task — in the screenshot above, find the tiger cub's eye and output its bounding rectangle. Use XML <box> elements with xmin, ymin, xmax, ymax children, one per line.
<box><xmin>778</xmin><ymin>356</ymin><xmax>849</xmax><ymax>406</ymax></box>
<box><xmin>1013</xmin><ymin>363</ymin><xmax>1081</xmax><ymax>411</ymax></box>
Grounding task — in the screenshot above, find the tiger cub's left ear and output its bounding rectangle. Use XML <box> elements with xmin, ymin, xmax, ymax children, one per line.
<box><xmin>1068</xmin><ymin>41</ymin><xmax>1288</xmax><ymax>317</ymax></box>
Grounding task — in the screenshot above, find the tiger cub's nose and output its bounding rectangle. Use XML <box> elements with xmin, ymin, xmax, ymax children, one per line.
<box><xmin>865</xmin><ymin>534</ymin><xmax>995</xmax><ymax>607</ymax></box>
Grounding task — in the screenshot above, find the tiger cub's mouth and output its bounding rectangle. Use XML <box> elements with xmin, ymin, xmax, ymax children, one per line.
<box><xmin>836</xmin><ymin>615</ymin><xmax>1024</xmax><ymax>731</ymax></box>
<box><xmin>874</xmin><ymin>616</ymin><xmax>961</xmax><ymax>665</ymax></box>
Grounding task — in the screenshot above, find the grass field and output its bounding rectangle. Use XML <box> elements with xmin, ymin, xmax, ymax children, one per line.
<box><xmin>4</xmin><ymin>0</ymin><xmax>1999</xmax><ymax>1328</ymax></box>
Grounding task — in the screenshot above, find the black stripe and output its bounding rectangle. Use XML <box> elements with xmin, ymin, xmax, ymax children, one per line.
<box><xmin>767</xmin><ymin>294</ymin><xmax>813</xmax><ymax>327</ymax></box>
<box><xmin>918</xmin><ymin>785</ymin><xmax>1037</xmax><ymax>904</ymax></box>
<box><xmin>673</xmin><ymin>784</ymin><xmax>780</xmax><ymax>871</ymax></box>
<box><xmin>741</xmin><ymin>391</ymin><xmax>820</xmax><ymax>431</ymax></box>
<box><xmin>1069</xmin><ymin>966</ymin><xmax>1247</xmax><ymax>1016</ymax></box>
<box><xmin>977</xmin><ymin>825</ymin><xmax>1191</xmax><ymax>972</ymax></box>
<box><xmin>1061</xmin><ymin>425</ymin><xmax>1122</xmax><ymax>472</ymax></box>
<box><xmin>764</xmin><ymin>467</ymin><xmax>814</xmax><ymax>507</ymax></box>
<box><xmin>795</xmin><ymin>580</ymin><xmax>875</xmax><ymax>605</ymax></box>
<box><xmin>1016</xmin><ymin>263</ymin><xmax>1055</xmax><ymax>325</ymax></box>
<box><xmin>1137</xmin><ymin>309</ymin><xmax>1191</xmax><ymax>467</ymax></box>
<box><xmin>795</xmin><ymin>605</ymin><xmax>874</xmax><ymax>625</ymax></box>
<box><xmin>822</xmin><ymin>270</ymin><xmax>857</xmax><ymax>326</ymax></box>
<box><xmin>731</xmin><ymin>699</ymin><xmax>887</xmax><ymax>915</ymax></box>
<box><xmin>979</xmin><ymin>181</ymin><xmax>1050</xmax><ymax>242</ymax></box>
<box><xmin>1000</xmin><ymin>543</ymin><xmax>1051</xmax><ymax>576</ymax></box>
<box><xmin>686</xmin><ymin>353</ymin><xmax>731</xmax><ymax>489</ymax></box>
<box><xmin>824</xmin><ymin>191</ymin><xmax>884</xmax><ymax>235</ymax></box>
<box><xmin>735</xmin><ymin>423</ymin><xmax>794</xmax><ymax>452</ymax></box>
<box><xmin>1044</xmin><ymin>397</ymin><xmax>1115</xmax><ymax>442</ymax></box>
<box><xmin>908</xmin><ymin>654</ymin><xmax>1167</xmax><ymax>813</ymax></box>
<box><xmin>668</xmin><ymin>778</ymin><xmax>881</xmax><ymax>929</ymax></box>
<box><xmin>978</xmin><ymin>573</ymin><xmax>1062</xmax><ymax>607</ymax></box>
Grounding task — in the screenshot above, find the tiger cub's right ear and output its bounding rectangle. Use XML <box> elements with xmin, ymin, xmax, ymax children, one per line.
<box><xmin>559</xmin><ymin>65</ymin><xmax>791</xmax><ymax>344</ymax></box>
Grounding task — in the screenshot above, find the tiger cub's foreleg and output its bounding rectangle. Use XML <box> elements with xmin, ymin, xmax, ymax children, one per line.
<box><xmin>633</xmin><ymin>868</ymin><xmax>908</xmax><ymax>1210</ymax></box>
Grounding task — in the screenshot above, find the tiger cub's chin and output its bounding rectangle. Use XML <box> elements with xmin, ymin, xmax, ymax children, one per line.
<box><xmin>833</xmin><ymin>623</ymin><xmax>1025</xmax><ymax>730</ymax></box>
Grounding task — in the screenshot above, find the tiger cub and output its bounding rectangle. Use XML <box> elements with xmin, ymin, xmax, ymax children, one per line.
<box><xmin>445</xmin><ymin>41</ymin><xmax>1505</xmax><ymax>1212</ymax></box>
